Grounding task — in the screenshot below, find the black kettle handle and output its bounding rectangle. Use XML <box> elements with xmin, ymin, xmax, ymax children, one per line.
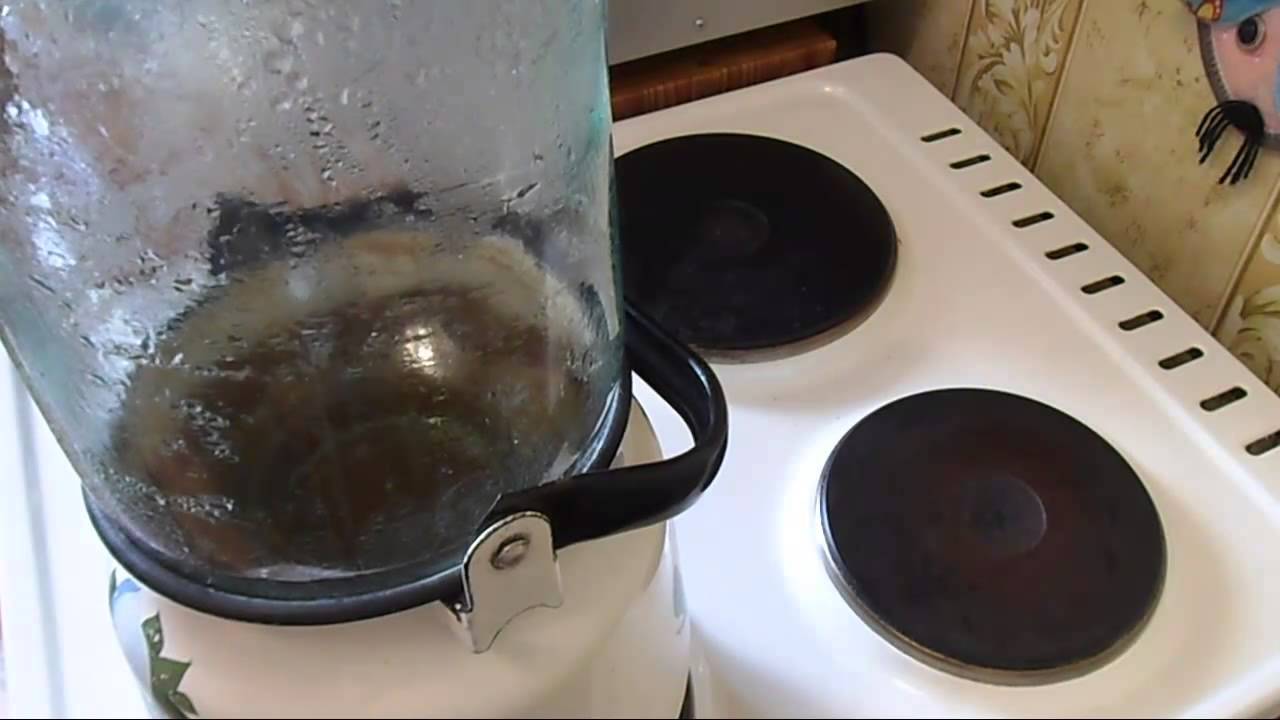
<box><xmin>483</xmin><ymin>300</ymin><xmax>729</xmax><ymax>549</ymax></box>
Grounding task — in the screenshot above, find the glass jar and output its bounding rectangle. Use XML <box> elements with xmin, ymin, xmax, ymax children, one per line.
<box><xmin>0</xmin><ymin>1</ymin><xmax>624</xmax><ymax>594</ymax></box>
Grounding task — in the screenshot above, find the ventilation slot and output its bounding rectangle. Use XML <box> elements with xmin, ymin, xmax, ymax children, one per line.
<box><xmin>1119</xmin><ymin>310</ymin><xmax>1164</xmax><ymax>331</ymax></box>
<box><xmin>922</xmin><ymin>128</ymin><xmax>962</xmax><ymax>143</ymax></box>
<box><xmin>1081</xmin><ymin>275</ymin><xmax>1125</xmax><ymax>295</ymax></box>
<box><xmin>981</xmin><ymin>182</ymin><xmax>1023</xmax><ymax>198</ymax></box>
<box><xmin>1013</xmin><ymin>212</ymin><xmax>1055</xmax><ymax>228</ymax></box>
<box><xmin>1159</xmin><ymin>347</ymin><xmax>1204</xmax><ymax>370</ymax></box>
<box><xmin>1046</xmin><ymin>243</ymin><xmax>1088</xmax><ymax>260</ymax></box>
<box><xmin>950</xmin><ymin>154</ymin><xmax>991</xmax><ymax>170</ymax></box>
<box><xmin>1201</xmin><ymin>387</ymin><xmax>1247</xmax><ymax>412</ymax></box>
<box><xmin>1247</xmin><ymin>429</ymin><xmax>1280</xmax><ymax>457</ymax></box>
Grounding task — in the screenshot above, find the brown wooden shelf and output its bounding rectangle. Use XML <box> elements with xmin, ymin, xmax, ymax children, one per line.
<box><xmin>609</xmin><ymin>17</ymin><xmax>839</xmax><ymax>121</ymax></box>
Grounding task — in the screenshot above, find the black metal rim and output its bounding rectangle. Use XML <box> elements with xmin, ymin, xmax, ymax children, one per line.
<box><xmin>84</xmin><ymin>372</ymin><xmax>632</xmax><ymax>626</ymax></box>
<box><xmin>86</xmin><ymin>300</ymin><xmax>728</xmax><ymax>626</ymax></box>
<box><xmin>616</xmin><ymin>131</ymin><xmax>900</xmax><ymax>353</ymax></box>
<box><xmin>817</xmin><ymin>387</ymin><xmax>1167</xmax><ymax>681</ymax></box>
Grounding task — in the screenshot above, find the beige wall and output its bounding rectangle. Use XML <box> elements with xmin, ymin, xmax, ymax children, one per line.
<box><xmin>867</xmin><ymin>0</ymin><xmax>1280</xmax><ymax>398</ymax></box>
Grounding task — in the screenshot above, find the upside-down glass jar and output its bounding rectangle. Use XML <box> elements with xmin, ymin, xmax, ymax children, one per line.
<box><xmin>0</xmin><ymin>0</ymin><xmax>630</xmax><ymax>599</ymax></box>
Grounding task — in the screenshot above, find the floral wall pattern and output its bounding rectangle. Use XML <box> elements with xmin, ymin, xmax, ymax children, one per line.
<box><xmin>1218</xmin><ymin>225</ymin><xmax>1280</xmax><ymax>394</ymax></box>
<box><xmin>870</xmin><ymin>0</ymin><xmax>1280</xmax><ymax>398</ymax></box>
<box><xmin>953</xmin><ymin>0</ymin><xmax>1083</xmax><ymax>167</ymax></box>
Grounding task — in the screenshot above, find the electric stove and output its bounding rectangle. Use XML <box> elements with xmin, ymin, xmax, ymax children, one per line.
<box><xmin>622</xmin><ymin>53</ymin><xmax>1280</xmax><ymax>718</ymax></box>
<box><xmin>4</xmin><ymin>52</ymin><xmax>1280</xmax><ymax>719</ymax></box>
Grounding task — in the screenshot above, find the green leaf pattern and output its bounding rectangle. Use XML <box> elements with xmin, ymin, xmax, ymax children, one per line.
<box><xmin>143</xmin><ymin>613</ymin><xmax>198</xmax><ymax>719</ymax></box>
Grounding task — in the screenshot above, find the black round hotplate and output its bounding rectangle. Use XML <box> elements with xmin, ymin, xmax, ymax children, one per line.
<box><xmin>615</xmin><ymin>133</ymin><xmax>897</xmax><ymax>354</ymax></box>
<box><xmin>819</xmin><ymin>388</ymin><xmax>1166</xmax><ymax>684</ymax></box>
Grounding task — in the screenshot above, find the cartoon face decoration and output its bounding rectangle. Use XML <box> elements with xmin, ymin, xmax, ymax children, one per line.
<box><xmin>1187</xmin><ymin>0</ymin><xmax>1280</xmax><ymax>184</ymax></box>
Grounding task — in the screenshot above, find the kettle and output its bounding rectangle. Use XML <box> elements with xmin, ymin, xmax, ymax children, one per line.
<box><xmin>0</xmin><ymin>2</ymin><xmax>726</xmax><ymax>717</ymax></box>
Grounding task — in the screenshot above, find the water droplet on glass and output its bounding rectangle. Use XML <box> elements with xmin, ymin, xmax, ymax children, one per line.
<box><xmin>29</xmin><ymin>274</ymin><xmax>55</xmax><ymax>294</ymax></box>
<box><xmin>264</xmin><ymin>49</ymin><xmax>293</xmax><ymax>76</ymax></box>
<box><xmin>29</xmin><ymin>107</ymin><xmax>49</xmax><ymax>136</ymax></box>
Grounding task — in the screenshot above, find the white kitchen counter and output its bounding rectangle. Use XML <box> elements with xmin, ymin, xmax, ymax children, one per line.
<box><xmin>0</xmin><ymin>351</ymin><xmax>146</xmax><ymax>718</ymax></box>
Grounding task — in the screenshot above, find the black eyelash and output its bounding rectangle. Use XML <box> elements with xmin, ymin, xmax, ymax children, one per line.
<box><xmin>1196</xmin><ymin>100</ymin><xmax>1265</xmax><ymax>185</ymax></box>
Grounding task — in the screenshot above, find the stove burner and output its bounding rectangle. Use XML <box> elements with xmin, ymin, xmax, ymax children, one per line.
<box><xmin>819</xmin><ymin>388</ymin><xmax>1166</xmax><ymax>685</ymax></box>
<box><xmin>615</xmin><ymin>133</ymin><xmax>896</xmax><ymax>356</ymax></box>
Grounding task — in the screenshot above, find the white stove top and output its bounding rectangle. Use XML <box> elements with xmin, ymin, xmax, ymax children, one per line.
<box><xmin>624</xmin><ymin>54</ymin><xmax>1280</xmax><ymax>718</ymax></box>
<box><xmin>3</xmin><ymin>52</ymin><xmax>1280</xmax><ymax>720</ymax></box>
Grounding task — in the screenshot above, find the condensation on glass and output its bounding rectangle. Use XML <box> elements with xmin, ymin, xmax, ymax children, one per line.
<box><xmin>0</xmin><ymin>1</ymin><xmax>623</xmax><ymax>588</ymax></box>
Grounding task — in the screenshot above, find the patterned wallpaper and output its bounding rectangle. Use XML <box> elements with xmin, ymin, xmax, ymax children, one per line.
<box><xmin>868</xmin><ymin>0</ymin><xmax>1280</xmax><ymax>397</ymax></box>
<box><xmin>953</xmin><ymin>0</ymin><xmax>1082</xmax><ymax>168</ymax></box>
